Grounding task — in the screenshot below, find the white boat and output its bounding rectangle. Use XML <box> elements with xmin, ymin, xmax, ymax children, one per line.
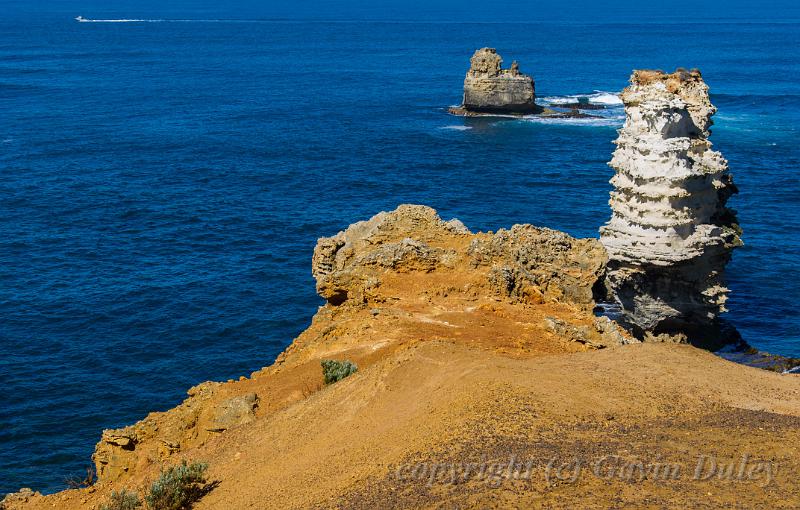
<box><xmin>75</xmin><ymin>16</ymin><xmax>87</xmax><ymax>22</ymax></box>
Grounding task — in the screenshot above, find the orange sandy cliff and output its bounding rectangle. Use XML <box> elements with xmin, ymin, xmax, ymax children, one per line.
<box><xmin>4</xmin><ymin>205</ymin><xmax>800</xmax><ymax>509</ymax></box>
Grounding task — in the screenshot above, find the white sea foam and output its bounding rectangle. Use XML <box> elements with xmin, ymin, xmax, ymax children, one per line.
<box><xmin>520</xmin><ymin>115</ymin><xmax>623</xmax><ymax>127</ymax></box>
<box><xmin>587</xmin><ymin>92</ymin><xmax>623</xmax><ymax>105</ymax></box>
<box><xmin>539</xmin><ymin>91</ymin><xmax>623</xmax><ymax>107</ymax></box>
<box><xmin>539</xmin><ymin>96</ymin><xmax>574</xmax><ymax>105</ymax></box>
<box><xmin>440</xmin><ymin>125</ymin><xmax>472</xmax><ymax>131</ymax></box>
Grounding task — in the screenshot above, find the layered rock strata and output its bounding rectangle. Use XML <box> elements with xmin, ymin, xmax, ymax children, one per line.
<box><xmin>452</xmin><ymin>48</ymin><xmax>537</xmax><ymax>114</ymax></box>
<box><xmin>599</xmin><ymin>69</ymin><xmax>742</xmax><ymax>342</ymax></box>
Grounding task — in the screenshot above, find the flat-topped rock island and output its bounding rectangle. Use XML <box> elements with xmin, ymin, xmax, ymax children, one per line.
<box><xmin>448</xmin><ymin>48</ymin><xmax>601</xmax><ymax>118</ymax></box>
<box><xmin>451</xmin><ymin>47</ymin><xmax>537</xmax><ymax>114</ymax></box>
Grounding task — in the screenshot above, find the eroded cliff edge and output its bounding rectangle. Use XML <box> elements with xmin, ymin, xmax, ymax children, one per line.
<box><xmin>5</xmin><ymin>206</ymin><xmax>800</xmax><ymax>510</ymax></box>
<box><xmin>87</xmin><ymin>205</ymin><xmax>631</xmax><ymax>486</ymax></box>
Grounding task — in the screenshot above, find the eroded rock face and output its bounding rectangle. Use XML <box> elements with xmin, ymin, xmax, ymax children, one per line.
<box><xmin>312</xmin><ymin>205</ymin><xmax>468</xmax><ymax>306</ymax></box>
<box><xmin>599</xmin><ymin>69</ymin><xmax>742</xmax><ymax>343</ymax></box>
<box><xmin>312</xmin><ymin>205</ymin><xmax>606</xmax><ymax>311</ymax></box>
<box><xmin>459</xmin><ymin>48</ymin><xmax>536</xmax><ymax>114</ymax></box>
<box><xmin>206</xmin><ymin>393</ymin><xmax>258</xmax><ymax>432</ymax></box>
<box><xmin>93</xmin><ymin>381</ymin><xmax>222</xmax><ymax>481</ymax></box>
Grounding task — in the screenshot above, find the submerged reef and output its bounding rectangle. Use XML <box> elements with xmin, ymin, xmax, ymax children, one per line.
<box><xmin>599</xmin><ymin>69</ymin><xmax>742</xmax><ymax>345</ymax></box>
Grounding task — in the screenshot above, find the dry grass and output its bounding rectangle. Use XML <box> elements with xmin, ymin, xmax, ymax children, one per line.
<box><xmin>632</xmin><ymin>68</ymin><xmax>703</xmax><ymax>91</ymax></box>
<box><xmin>64</xmin><ymin>467</ymin><xmax>95</xmax><ymax>490</ymax></box>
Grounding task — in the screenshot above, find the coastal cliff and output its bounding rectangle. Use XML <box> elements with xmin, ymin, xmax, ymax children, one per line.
<box><xmin>88</xmin><ymin>205</ymin><xmax>630</xmax><ymax>486</ymax></box>
<box><xmin>599</xmin><ymin>69</ymin><xmax>742</xmax><ymax>344</ymax></box>
<box><xmin>6</xmin><ymin>205</ymin><xmax>800</xmax><ymax>510</ymax></box>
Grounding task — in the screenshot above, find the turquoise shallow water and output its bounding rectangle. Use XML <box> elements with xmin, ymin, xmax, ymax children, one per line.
<box><xmin>1</xmin><ymin>2</ymin><xmax>799</xmax><ymax>493</ymax></box>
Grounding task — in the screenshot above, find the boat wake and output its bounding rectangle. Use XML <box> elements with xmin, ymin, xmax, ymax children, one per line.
<box><xmin>74</xmin><ymin>16</ymin><xmax>287</xmax><ymax>23</ymax></box>
<box><xmin>76</xmin><ymin>16</ymin><xmax>162</xmax><ymax>23</ymax></box>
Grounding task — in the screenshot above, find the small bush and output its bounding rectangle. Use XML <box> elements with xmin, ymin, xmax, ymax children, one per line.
<box><xmin>145</xmin><ymin>461</ymin><xmax>208</xmax><ymax>510</ymax></box>
<box><xmin>100</xmin><ymin>489</ymin><xmax>142</xmax><ymax>510</ymax></box>
<box><xmin>65</xmin><ymin>466</ymin><xmax>96</xmax><ymax>489</ymax></box>
<box><xmin>321</xmin><ymin>359</ymin><xmax>358</xmax><ymax>385</ymax></box>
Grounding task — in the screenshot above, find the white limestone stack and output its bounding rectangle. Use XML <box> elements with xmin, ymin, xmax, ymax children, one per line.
<box><xmin>599</xmin><ymin>69</ymin><xmax>742</xmax><ymax>341</ymax></box>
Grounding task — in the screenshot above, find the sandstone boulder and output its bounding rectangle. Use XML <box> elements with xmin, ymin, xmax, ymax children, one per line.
<box><xmin>207</xmin><ymin>393</ymin><xmax>259</xmax><ymax>432</ymax></box>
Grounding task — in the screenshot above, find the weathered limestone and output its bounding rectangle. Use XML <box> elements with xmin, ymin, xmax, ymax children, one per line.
<box><xmin>599</xmin><ymin>69</ymin><xmax>742</xmax><ymax>343</ymax></box>
<box><xmin>92</xmin><ymin>381</ymin><xmax>260</xmax><ymax>482</ymax></box>
<box><xmin>312</xmin><ymin>205</ymin><xmax>608</xmax><ymax>312</ymax></box>
<box><xmin>455</xmin><ymin>48</ymin><xmax>537</xmax><ymax>114</ymax></box>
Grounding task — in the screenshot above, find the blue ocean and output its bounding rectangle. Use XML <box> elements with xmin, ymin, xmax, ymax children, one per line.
<box><xmin>1</xmin><ymin>0</ymin><xmax>799</xmax><ymax>494</ymax></box>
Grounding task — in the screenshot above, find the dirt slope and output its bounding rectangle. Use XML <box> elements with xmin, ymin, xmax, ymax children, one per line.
<box><xmin>15</xmin><ymin>342</ymin><xmax>800</xmax><ymax>509</ymax></box>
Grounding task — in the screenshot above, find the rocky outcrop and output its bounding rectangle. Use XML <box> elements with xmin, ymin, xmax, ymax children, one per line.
<box><xmin>599</xmin><ymin>69</ymin><xmax>742</xmax><ymax>343</ymax></box>
<box><xmin>312</xmin><ymin>205</ymin><xmax>607</xmax><ymax>312</ymax></box>
<box><xmin>92</xmin><ymin>381</ymin><xmax>260</xmax><ymax>482</ymax></box>
<box><xmin>451</xmin><ymin>48</ymin><xmax>537</xmax><ymax>115</ymax></box>
<box><xmin>206</xmin><ymin>393</ymin><xmax>258</xmax><ymax>432</ymax></box>
<box><xmin>307</xmin><ymin>205</ymin><xmax>632</xmax><ymax>352</ymax></box>
<box><xmin>311</xmin><ymin>206</ymin><xmax>469</xmax><ymax>306</ymax></box>
<box><xmin>83</xmin><ymin>205</ymin><xmax>630</xmax><ymax>489</ymax></box>
<box><xmin>92</xmin><ymin>381</ymin><xmax>222</xmax><ymax>481</ymax></box>
<box><xmin>1</xmin><ymin>489</ymin><xmax>41</xmax><ymax>509</ymax></box>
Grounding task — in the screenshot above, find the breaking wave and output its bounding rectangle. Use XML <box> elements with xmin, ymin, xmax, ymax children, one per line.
<box><xmin>524</xmin><ymin>91</ymin><xmax>625</xmax><ymax>127</ymax></box>
<box><xmin>539</xmin><ymin>91</ymin><xmax>623</xmax><ymax>106</ymax></box>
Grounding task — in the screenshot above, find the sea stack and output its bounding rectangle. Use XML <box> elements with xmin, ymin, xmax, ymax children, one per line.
<box><xmin>599</xmin><ymin>69</ymin><xmax>742</xmax><ymax>344</ymax></box>
<box><xmin>450</xmin><ymin>48</ymin><xmax>537</xmax><ymax>115</ymax></box>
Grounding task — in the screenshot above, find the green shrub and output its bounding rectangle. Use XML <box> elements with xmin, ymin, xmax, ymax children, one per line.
<box><xmin>100</xmin><ymin>489</ymin><xmax>142</xmax><ymax>510</ymax></box>
<box><xmin>145</xmin><ymin>461</ymin><xmax>208</xmax><ymax>510</ymax></box>
<box><xmin>321</xmin><ymin>359</ymin><xmax>358</xmax><ymax>385</ymax></box>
